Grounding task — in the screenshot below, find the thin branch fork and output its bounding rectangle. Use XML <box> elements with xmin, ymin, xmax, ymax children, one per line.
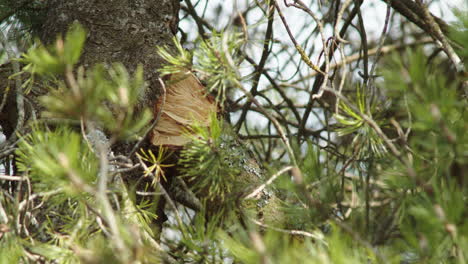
<box><xmin>293</xmin><ymin>38</ymin><xmax>433</xmax><ymax>82</ymax></box>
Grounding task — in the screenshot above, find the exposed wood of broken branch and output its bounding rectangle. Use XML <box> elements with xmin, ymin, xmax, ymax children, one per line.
<box><xmin>150</xmin><ymin>72</ymin><xmax>217</xmax><ymax>147</ymax></box>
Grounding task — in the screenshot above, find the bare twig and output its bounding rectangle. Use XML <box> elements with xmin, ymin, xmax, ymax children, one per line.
<box><xmin>295</xmin><ymin>38</ymin><xmax>433</xmax><ymax>81</ymax></box>
<box><xmin>94</xmin><ymin>134</ymin><xmax>129</xmax><ymax>261</ymax></box>
<box><xmin>275</xmin><ymin>1</ymin><xmax>326</xmax><ymax>75</ymax></box>
<box><xmin>250</xmin><ymin>218</ymin><xmax>327</xmax><ymax>244</ymax></box>
<box><xmin>245</xmin><ymin>166</ymin><xmax>293</xmax><ymax>199</ymax></box>
<box><xmin>334</xmin><ymin>0</ymin><xmax>353</xmax><ymax>43</ymax></box>
<box><xmin>18</xmin><ymin>189</ymin><xmax>63</xmax><ymax>212</ymax></box>
<box><xmin>0</xmin><ymin>174</ymin><xmax>25</xmax><ymax>181</ymax></box>
<box><xmin>368</xmin><ymin>1</ymin><xmax>393</xmax><ymax>84</ymax></box>
<box><xmin>225</xmin><ymin>49</ymin><xmax>299</xmax><ymax>167</ymax></box>
<box><xmin>415</xmin><ymin>0</ymin><xmax>464</xmax><ymax>73</ymax></box>
<box><xmin>235</xmin><ymin>1</ymin><xmax>275</xmax><ymax>132</ymax></box>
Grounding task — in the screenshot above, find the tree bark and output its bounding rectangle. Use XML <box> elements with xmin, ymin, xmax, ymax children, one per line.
<box><xmin>2</xmin><ymin>0</ymin><xmax>180</xmax><ymax>141</ymax></box>
<box><xmin>0</xmin><ymin>0</ymin><xmax>280</xmax><ymax>233</ymax></box>
<box><xmin>0</xmin><ymin>0</ymin><xmax>181</xmax><ymax>238</ymax></box>
<box><xmin>39</xmin><ymin>0</ymin><xmax>180</xmax><ymax>112</ymax></box>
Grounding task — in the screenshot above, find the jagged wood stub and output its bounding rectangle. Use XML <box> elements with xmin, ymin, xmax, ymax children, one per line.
<box><xmin>151</xmin><ymin>72</ymin><xmax>217</xmax><ymax>147</ymax></box>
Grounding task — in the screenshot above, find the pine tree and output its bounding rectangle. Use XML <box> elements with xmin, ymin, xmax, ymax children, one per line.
<box><xmin>1</xmin><ymin>1</ymin><xmax>467</xmax><ymax>263</ymax></box>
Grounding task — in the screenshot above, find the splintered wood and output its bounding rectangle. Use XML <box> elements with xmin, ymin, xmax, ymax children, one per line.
<box><xmin>150</xmin><ymin>71</ymin><xmax>217</xmax><ymax>147</ymax></box>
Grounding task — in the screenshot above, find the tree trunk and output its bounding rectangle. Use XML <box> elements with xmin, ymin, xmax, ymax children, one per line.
<box><xmin>0</xmin><ymin>0</ymin><xmax>279</xmax><ymax>237</ymax></box>
<box><xmin>1</xmin><ymin>0</ymin><xmax>180</xmax><ymax>142</ymax></box>
<box><xmin>39</xmin><ymin>0</ymin><xmax>180</xmax><ymax>112</ymax></box>
<box><xmin>0</xmin><ymin>0</ymin><xmax>181</xmax><ymax>238</ymax></box>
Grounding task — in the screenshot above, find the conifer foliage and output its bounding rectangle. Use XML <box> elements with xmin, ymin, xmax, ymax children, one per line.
<box><xmin>1</xmin><ymin>1</ymin><xmax>467</xmax><ymax>263</ymax></box>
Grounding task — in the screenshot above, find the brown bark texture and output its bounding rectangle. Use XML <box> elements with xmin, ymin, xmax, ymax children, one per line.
<box><xmin>1</xmin><ymin>0</ymin><xmax>181</xmax><ymax>139</ymax></box>
<box><xmin>0</xmin><ymin>0</ymin><xmax>277</xmax><ymax>227</ymax></box>
<box><xmin>39</xmin><ymin>0</ymin><xmax>180</xmax><ymax>112</ymax></box>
